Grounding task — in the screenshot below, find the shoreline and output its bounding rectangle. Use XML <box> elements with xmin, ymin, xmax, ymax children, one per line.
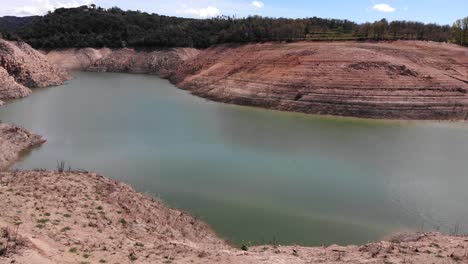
<box><xmin>1</xmin><ymin>81</ymin><xmax>467</xmax><ymax>263</ymax></box>
<box><xmin>1</xmin><ymin>169</ymin><xmax>467</xmax><ymax>263</ymax></box>
<box><xmin>44</xmin><ymin>40</ymin><xmax>468</xmax><ymax>121</ymax></box>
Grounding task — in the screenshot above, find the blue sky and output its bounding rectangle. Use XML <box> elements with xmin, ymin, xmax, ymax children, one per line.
<box><xmin>0</xmin><ymin>0</ymin><xmax>466</xmax><ymax>25</ymax></box>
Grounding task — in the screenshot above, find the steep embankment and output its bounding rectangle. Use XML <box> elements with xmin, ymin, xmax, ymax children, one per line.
<box><xmin>0</xmin><ymin>124</ymin><xmax>45</xmax><ymax>170</ymax></box>
<box><xmin>0</xmin><ymin>170</ymin><xmax>467</xmax><ymax>264</ymax></box>
<box><xmin>0</xmin><ymin>39</ymin><xmax>70</xmax><ymax>105</ymax></box>
<box><xmin>45</xmin><ymin>41</ymin><xmax>468</xmax><ymax>120</ymax></box>
<box><xmin>46</xmin><ymin>47</ymin><xmax>200</xmax><ymax>78</ymax></box>
<box><xmin>173</xmin><ymin>41</ymin><xmax>468</xmax><ymax>120</ymax></box>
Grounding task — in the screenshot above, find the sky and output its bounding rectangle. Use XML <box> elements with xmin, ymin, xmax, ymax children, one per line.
<box><xmin>0</xmin><ymin>0</ymin><xmax>466</xmax><ymax>25</ymax></box>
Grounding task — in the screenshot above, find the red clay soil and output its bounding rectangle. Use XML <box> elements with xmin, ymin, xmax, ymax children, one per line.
<box><xmin>172</xmin><ymin>41</ymin><xmax>468</xmax><ymax>120</ymax></box>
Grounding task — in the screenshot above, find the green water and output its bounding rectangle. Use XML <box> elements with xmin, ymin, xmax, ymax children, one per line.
<box><xmin>1</xmin><ymin>71</ymin><xmax>468</xmax><ymax>246</ymax></box>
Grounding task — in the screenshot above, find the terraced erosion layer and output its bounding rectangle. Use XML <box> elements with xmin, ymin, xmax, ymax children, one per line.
<box><xmin>172</xmin><ymin>41</ymin><xmax>468</xmax><ymax>120</ymax></box>
<box><xmin>45</xmin><ymin>41</ymin><xmax>468</xmax><ymax>120</ymax></box>
<box><xmin>45</xmin><ymin>47</ymin><xmax>200</xmax><ymax>78</ymax></box>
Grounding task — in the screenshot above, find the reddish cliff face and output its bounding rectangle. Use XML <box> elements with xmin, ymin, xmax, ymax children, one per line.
<box><xmin>173</xmin><ymin>41</ymin><xmax>468</xmax><ymax>120</ymax></box>
<box><xmin>43</xmin><ymin>41</ymin><xmax>468</xmax><ymax>120</ymax></box>
<box><xmin>0</xmin><ymin>40</ymin><xmax>70</xmax><ymax>104</ymax></box>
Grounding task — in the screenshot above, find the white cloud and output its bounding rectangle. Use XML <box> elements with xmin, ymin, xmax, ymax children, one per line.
<box><xmin>11</xmin><ymin>0</ymin><xmax>91</xmax><ymax>16</ymax></box>
<box><xmin>372</xmin><ymin>3</ymin><xmax>396</xmax><ymax>13</ymax></box>
<box><xmin>178</xmin><ymin>6</ymin><xmax>220</xmax><ymax>18</ymax></box>
<box><xmin>252</xmin><ymin>1</ymin><xmax>264</xmax><ymax>9</ymax></box>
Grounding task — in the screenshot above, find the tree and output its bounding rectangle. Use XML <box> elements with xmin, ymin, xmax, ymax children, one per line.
<box><xmin>451</xmin><ymin>17</ymin><xmax>468</xmax><ymax>46</ymax></box>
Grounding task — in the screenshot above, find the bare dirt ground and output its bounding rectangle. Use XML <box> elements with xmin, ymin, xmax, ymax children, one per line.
<box><xmin>0</xmin><ymin>170</ymin><xmax>467</xmax><ymax>264</ymax></box>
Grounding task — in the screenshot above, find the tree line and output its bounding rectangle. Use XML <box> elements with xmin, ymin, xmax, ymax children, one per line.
<box><xmin>0</xmin><ymin>5</ymin><xmax>466</xmax><ymax>49</ymax></box>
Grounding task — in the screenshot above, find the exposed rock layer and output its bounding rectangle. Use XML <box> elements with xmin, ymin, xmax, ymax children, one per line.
<box><xmin>45</xmin><ymin>41</ymin><xmax>468</xmax><ymax>120</ymax></box>
<box><xmin>0</xmin><ymin>124</ymin><xmax>45</xmax><ymax>170</ymax></box>
<box><xmin>0</xmin><ymin>39</ymin><xmax>70</xmax><ymax>104</ymax></box>
<box><xmin>173</xmin><ymin>41</ymin><xmax>468</xmax><ymax>120</ymax></box>
<box><xmin>45</xmin><ymin>47</ymin><xmax>200</xmax><ymax>78</ymax></box>
<box><xmin>1</xmin><ymin>170</ymin><xmax>467</xmax><ymax>263</ymax></box>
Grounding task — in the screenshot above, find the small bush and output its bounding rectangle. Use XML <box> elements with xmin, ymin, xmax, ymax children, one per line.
<box><xmin>56</xmin><ymin>160</ymin><xmax>66</xmax><ymax>173</ymax></box>
<box><xmin>69</xmin><ymin>247</ymin><xmax>77</xmax><ymax>253</ymax></box>
<box><xmin>241</xmin><ymin>244</ymin><xmax>249</xmax><ymax>251</ymax></box>
<box><xmin>119</xmin><ymin>218</ymin><xmax>127</xmax><ymax>225</ymax></box>
<box><xmin>61</xmin><ymin>226</ymin><xmax>71</xmax><ymax>232</ymax></box>
<box><xmin>37</xmin><ymin>219</ymin><xmax>49</xmax><ymax>224</ymax></box>
<box><xmin>128</xmin><ymin>254</ymin><xmax>138</xmax><ymax>261</ymax></box>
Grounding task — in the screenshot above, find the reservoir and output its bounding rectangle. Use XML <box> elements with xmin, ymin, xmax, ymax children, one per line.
<box><xmin>1</xmin><ymin>71</ymin><xmax>467</xmax><ymax>246</ymax></box>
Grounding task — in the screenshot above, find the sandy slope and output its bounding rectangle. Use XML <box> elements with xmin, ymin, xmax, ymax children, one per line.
<box><xmin>0</xmin><ymin>170</ymin><xmax>467</xmax><ymax>264</ymax></box>
<box><xmin>0</xmin><ymin>40</ymin><xmax>70</xmax><ymax>104</ymax></box>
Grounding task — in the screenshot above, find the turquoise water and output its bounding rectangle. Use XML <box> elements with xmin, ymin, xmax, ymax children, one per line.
<box><xmin>1</xmin><ymin>71</ymin><xmax>468</xmax><ymax>246</ymax></box>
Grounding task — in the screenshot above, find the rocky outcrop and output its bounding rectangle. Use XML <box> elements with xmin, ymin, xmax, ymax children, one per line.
<box><xmin>0</xmin><ymin>39</ymin><xmax>70</xmax><ymax>104</ymax></box>
<box><xmin>0</xmin><ymin>124</ymin><xmax>45</xmax><ymax>170</ymax></box>
<box><xmin>45</xmin><ymin>47</ymin><xmax>200</xmax><ymax>78</ymax></box>
<box><xmin>0</xmin><ymin>67</ymin><xmax>31</xmax><ymax>105</ymax></box>
<box><xmin>172</xmin><ymin>41</ymin><xmax>468</xmax><ymax>120</ymax></box>
<box><xmin>1</xmin><ymin>170</ymin><xmax>467</xmax><ymax>263</ymax></box>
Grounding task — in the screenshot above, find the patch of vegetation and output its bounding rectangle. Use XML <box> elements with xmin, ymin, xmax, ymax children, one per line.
<box><xmin>83</xmin><ymin>253</ymin><xmax>91</xmax><ymax>258</ymax></box>
<box><xmin>2</xmin><ymin>5</ymin><xmax>465</xmax><ymax>50</ymax></box>
<box><xmin>128</xmin><ymin>253</ymin><xmax>138</xmax><ymax>262</ymax></box>
<box><xmin>36</xmin><ymin>218</ymin><xmax>49</xmax><ymax>224</ymax></box>
<box><xmin>60</xmin><ymin>226</ymin><xmax>71</xmax><ymax>232</ymax></box>
<box><xmin>63</xmin><ymin>213</ymin><xmax>71</xmax><ymax>218</ymax></box>
<box><xmin>69</xmin><ymin>247</ymin><xmax>77</xmax><ymax>253</ymax></box>
<box><xmin>241</xmin><ymin>244</ymin><xmax>249</xmax><ymax>251</ymax></box>
<box><xmin>119</xmin><ymin>218</ymin><xmax>127</xmax><ymax>225</ymax></box>
<box><xmin>56</xmin><ymin>160</ymin><xmax>66</xmax><ymax>173</ymax></box>
<box><xmin>99</xmin><ymin>259</ymin><xmax>107</xmax><ymax>263</ymax></box>
<box><xmin>0</xmin><ymin>226</ymin><xmax>22</xmax><ymax>256</ymax></box>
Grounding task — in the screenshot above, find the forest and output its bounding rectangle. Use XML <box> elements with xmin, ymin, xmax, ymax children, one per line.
<box><xmin>0</xmin><ymin>5</ymin><xmax>467</xmax><ymax>49</ymax></box>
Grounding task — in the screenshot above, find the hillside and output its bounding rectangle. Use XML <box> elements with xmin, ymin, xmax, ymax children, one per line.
<box><xmin>0</xmin><ymin>39</ymin><xmax>70</xmax><ymax>105</ymax></box>
<box><xmin>44</xmin><ymin>41</ymin><xmax>468</xmax><ymax>120</ymax></box>
<box><xmin>1</xmin><ymin>5</ymin><xmax>460</xmax><ymax>49</ymax></box>
<box><xmin>172</xmin><ymin>41</ymin><xmax>468</xmax><ymax>120</ymax></box>
<box><xmin>0</xmin><ymin>170</ymin><xmax>467</xmax><ymax>263</ymax></box>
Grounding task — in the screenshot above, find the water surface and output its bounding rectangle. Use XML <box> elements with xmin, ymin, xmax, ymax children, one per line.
<box><xmin>1</xmin><ymin>71</ymin><xmax>467</xmax><ymax>246</ymax></box>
